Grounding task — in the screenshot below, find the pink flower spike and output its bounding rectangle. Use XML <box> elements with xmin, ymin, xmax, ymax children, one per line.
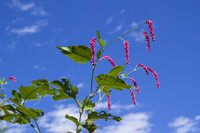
<box><xmin>146</xmin><ymin>20</ymin><xmax>155</xmax><ymax>41</ymax></box>
<box><xmin>130</xmin><ymin>88</ymin><xmax>137</xmax><ymax>105</ymax></box>
<box><xmin>8</xmin><ymin>77</ymin><xmax>16</xmax><ymax>83</ymax></box>
<box><xmin>101</xmin><ymin>56</ymin><xmax>117</xmax><ymax>67</ymax></box>
<box><xmin>143</xmin><ymin>32</ymin><xmax>150</xmax><ymax>52</ymax></box>
<box><xmin>90</xmin><ymin>37</ymin><xmax>97</xmax><ymax>66</ymax></box>
<box><xmin>129</xmin><ymin>78</ymin><xmax>140</xmax><ymax>94</ymax></box>
<box><xmin>147</xmin><ymin>67</ymin><xmax>160</xmax><ymax>88</ymax></box>
<box><xmin>137</xmin><ymin>63</ymin><xmax>149</xmax><ymax>75</ymax></box>
<box><xmin>124</xmin><ymin>41</ymin><xmax>130</xmax><ymax>64</ymax></box>
<box><xmin>107</xmin><ymin>95</ymin><xmax>111</xmax><ymax>110</ymax></box>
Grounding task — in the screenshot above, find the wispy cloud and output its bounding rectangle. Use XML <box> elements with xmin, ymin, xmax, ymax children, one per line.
<box><xmin>1</xmin><ymin>121</ymin><xmax>28</xmax><ymax>133</ymax></box>
<box><xmin>34</xmin><ymin>65</ymin><xmax>46</xmax><ymax>71</ymax></box>
<box><xmin>108</xmin><ymin>24</ymin><xmax>123</xmax><ymax>34</ymax></box>
<box><xmin>95</xmin><ymin>102</ymin><xmax>135</xmax><ymax>113</ymax></box>
<box><xmin>11</xmin><ymin>0</ymin><xmax>35</xmax><ymax>11</ymax></box>
<box><xmin>129</xmin><ymin>32</ymin><xmax>144</xmax><ymax>42</ymax></box>
<box><xmin>131</xmin><ymin>21</ymin><xmax>138</xmax><ymax>27</ymax></box>
<box><xmin>77</xmin><ymin>82</ymin><xmax>87</xmax><ymax>89</ymax></box>
<box><xmin>119</xmin><ymin>9</ymin><xmax>125</xmax><ymax>15</ymax></box>
<box><xmin>7</xmin><ymin>41</ymin><xmax>17</xmax><ymax>51</ymax></box>
<box><xmin>10</xmin><ymin>20</ymin><xmax>48</xmax><ymax>35</ymax></box>
<box><xmin>11</xmin><ymin>0</ymin><xmax>47</xmax><ymax>16</ymax></box>
<box><xmin>97</xmin><ymin>112</ymin><xmax>152</xmax><ymax>133</ymax></box>
<box><xmin>169</xmin><ymin>116</ymin><xmax>200</xmax><ymax>133</ymax></box>
<box><xmin>106</xmin><ymin>16</ymin><xmax>113</xmax><ymax>24</ymax></box>
<box><xmin>38</xmin><ymin>104</ymin><xmax>78</xmax><ymax>133</ymax></box>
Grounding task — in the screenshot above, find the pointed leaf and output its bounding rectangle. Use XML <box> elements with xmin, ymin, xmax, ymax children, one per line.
<box><xmin>95</xmin><ymin>74</ymin><xmax>131</xmax><ymax>91</ymax></box>
<box><xmin>0</xmin><ymin>78</ymin><xmax>7</xmax><ymax>86</ymax></box>
<box><xmin>97</xmin><ymin>49</ymin><xmax>102</xmax><ymax>59</ymax></box>
<box><xmin>88</xmin><ymin>111</ymin><xmax>121</xmax><ymax>122</ymax></box>
<box><xmin>99</xmin><ymin>39</ymin><xmax>105</xmax><ymax>47</ymax></box>
<box><xmin>82</xmin><ymin>119</ymin><xmax>97</xmax><ymax>133</ymax></box>
<box><xmin>56</xmin><ymin>45</ymin><xmax>92</xmax><ymax>64</ymax></box>
<box><xmin>65</xmin><ymin>114</ymin><xmax>79</xmax><ymax>125</ymax></box>
<box><xmin>10</xmin><ymin>90</ymin><xmax>22</xmax><ymax>104</ymax></box>
<box><xmin>108</xmin><ymin>65</ymin><xmax>125</xmax><ymax>77</ymax></box>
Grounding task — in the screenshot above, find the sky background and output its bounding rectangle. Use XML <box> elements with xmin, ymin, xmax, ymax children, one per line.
<box><xmin>1</xmin><ymin>0</ymin><xmax>200</xmax><ymax>133</ymax></box>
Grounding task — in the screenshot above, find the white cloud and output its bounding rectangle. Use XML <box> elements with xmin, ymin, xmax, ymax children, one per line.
<box><xmin>108</xmin><ymin>24</ymin><xmax>123</xmax><ymax>34</ymax></box>
<box><xmin>97</xmin><ymin>112</ymin><xmax>152</xmax><ymax>133</ymax></box>
<box><xmin>129</xmin><ymin>32</ymin><xmax>144</xmax><ymax>42</ymax></box>
<box><xmin>1</xmin><ymin>121</ymin><xmax>28</xmax><ymax>133</ymax></box>
<box><xmin>77</xmin><ymin>82</ymin><xmax>87</xmax><ymax>89</ymax></box>
<box><xmin>119</xmin><ymin>9</ymin><xmax>125</xmax><ymax>15</ymax></box>
<box><xmin>169</xmin><ymin>116</ymin><xmax>200</xmax><ymax>133</ymax></box>
<box><xmin>106</xmin><ymin>16</ymin><xmax>113</xmax><ymax>24</ymax></box>
<box><xmin>7</xmin><ymin>41</ymin><xmax>17</xmax><ymax>51</ymax></box>
<box><xmin>38</xmin><ymin>104</ymin><xmax>79</xmax><ymax>133</ymax></box>
<box><xmin>131</xmin><ymin>21</ymin><xmax>138</xmax><ymax>27</ymax></box>
<box><xmin>10</xmin><ymin>20</ymin><xmax>48</xmax><ymax>35</ymax></box>
<box><xmin>95</xmin><ymin>102</ymin><xmax>135</xmax><ymax>113</ymax></box>
<box><xmin>31</xmin><ymin>7</ymin><xmax>47</xmax><ymax>16</ymax></box>
<box><xmin>34</xmin><ymin>65</ymin><xmax>46</xmax><ymax>71</ymax></box>
<box><xmin>12</xmin><ymin>0</ymin><xmax>35</xmax><ymax>11</ymax></box>
<box><xmin>195</xmin><ymin>116</ymin><xmax>200</xmax><ymax>121</ymax></box>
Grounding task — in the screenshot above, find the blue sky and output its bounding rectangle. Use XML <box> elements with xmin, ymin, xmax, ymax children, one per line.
<box><xmin>1</xmin><ymin>0</ymin><xmax>200</xmax><ymax>133</ymax></box>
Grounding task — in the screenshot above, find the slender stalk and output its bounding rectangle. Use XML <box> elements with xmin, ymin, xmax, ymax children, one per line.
<box><xmin>90</xmin><ymin>67</ymin><xmax>95</xmax><ymax>95</ymax></box>
<box><xmin>34</xmin><ymin>120</ymin><xmax>41</xmax><ymax>133</ymax></box>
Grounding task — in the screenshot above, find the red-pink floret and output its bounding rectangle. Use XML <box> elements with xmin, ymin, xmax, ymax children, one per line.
<box><xmin>8</xmin><ymin>77</ymin><xmax>16</xmax><ymax>83</ymax></box>
<box><xmin>137</xmin><ymin>63</ymin><xmax>149</xmax><ymax>75</ymax></box>
<box><xmin>147</xmin><ymin>67</ymin><xmax>160</xmax><ymax>88</ymax></box>
<box><xmin>129</xmin><ymin>78</ymin><xmax>140</xmax><ymax>94</ymax></box>
<box><xmin>107</xmin><ymin>95</ymin><xmax>111</xmax><ymax>110</ymax></box>
<box><xmin>143</xmin><ymin>31</ymin><xmax>150</xmax><ymax>52</ymax></box>
<box><xmin>146</xmin><ymin>20</ymin><xmax>155</xmax><ymax>41</ymax></box>
<box><xmin>130</xmin><ymin>88</ymin><xmax>137</xmax><ymax>105</ymax></box>
<box><xmin>90</xmin><ymin>37</ymin><xmax>96</xmax><ymax>66</ymax></box>
<box><xmin>101</xmin><ymin>56</ymin><xmax>117</xmax><ymax>67</ymax></box>
<box><xmin>124</xmin><ymin>41</ymin><xmax>130</xmax><ymax>64</ymax></box>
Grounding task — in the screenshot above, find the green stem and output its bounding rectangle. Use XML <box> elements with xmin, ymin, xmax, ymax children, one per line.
<box><xmin>34</xmin><ymin>120</ymin><xmax>41</xmax><ymax>133</ymax></box>
<box><xmin>90</xmin><ymin>67</ymin><xmax>95</xmax><ymax>95</ymax></box>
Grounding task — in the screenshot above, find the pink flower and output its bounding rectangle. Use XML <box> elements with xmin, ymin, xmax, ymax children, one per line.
<box><xmin>137</xmin><ymin>63</ymin><xmax>149</xmax><ymax>75</ymax></box>
<box><xmin>8</xmin><ymin>77</ymin><xmax>16</xmax><ymax>83</ymax></box>
<box><xmin>146</xmin><ymin>20</ymin><xmax>155</xmax><ymax>41</ymax></box>
<box><xmin>107</xmin><ymin>95</ymin><xmax>111</xmax><ymax>110</ymax></box>
<box><xmin>90</xmin><ymin>37</ymin><xmax>97</xmax><ymax>66</ymax></box>
<box><xmin>124</xmin><ymin>41</ymin><xmax>130</xmax><ymax>64</ymax></box>
<box><xmin>129</xmin><ymin>78</ymin><xmax>140</xmax><ymax>94</ymax></box>
<box><xmin>143</xmin><ymin>31</ymin><xmax>150</xmax><ymax>52</ymax></box>
<box><xmin>101</xmin><ymin>56</ymin><xmax>117</xmax><ymax>67</ymax></box>
<box><xmin>130</xmin><ymin>88</ymin><xmax>137</xmax><ymax>105</ymax></box>
<box><xmin>147</xmin><ymin>67</ymin><xmax>160</xmax><ymax>88</ymax></box>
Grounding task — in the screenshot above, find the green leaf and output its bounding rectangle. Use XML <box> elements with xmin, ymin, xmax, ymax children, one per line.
<box><xmin>84</xmin><ymin>101</ymin><xmax>95</xmax><ymax>112</ymax></box>
<box><xmin>101</xmin><ymin>87</ymin><xmax>111</xmax><ymax>95</ymax></box>
<box><xmin>82</xmin><ymin>119</ymin><xmax>97</xmax><ymax>133</ymax></box>
<box><xmin>19</xmin><ymin>86</ymin><xmax>41</xmax><ymax>100</ymax></box>
<box><xmin>50</xmin><ymin>79</ymin><xmax>78</xmax><ymax>101</ymax></box>
<box><xmin>97</xmin><ymin>30</ymin><xmax>100</xmax><ymax>40</ymax></box>
<box><xmin>97</xmin><ymin>49</ymin><xmax>102</xmax><ymax>59</ymax></box>
<box><xmin>0</xmin><ymin>105</ymin><xmax>28</xmax><ymax>125</ymax></box>
<box><xmin>99</xmin><ymin>39</ymin><xmax>105</xmax><ymax>47</ymax></box>
<box><xmin>65</xmin><ymin>114</ymin><xmax>79</xmax><ymax>125</ymax></box>
<box><xmin>88</xmin><ymin>111</ymin><xmax>122</xmax><ymax>122</ymax></box>
<box><xmin>0</xmin><ymin>78</ymin><xmax>7</xmax><ymax>86</ymax></box>
<box><xmin>56</xmin><ymin>45</ymin><xmax>92</xmax><ymax>64</ymax></box>
<box><xmin>108</xmin><ymin>65</ymin><xmax>125</xmax><ymax>77</ymax></box>
<box><xmin>95</xmin><ymin>74</ymin><xmax>131</xmax><ymax>91</ymax></box>
<box><xmin>9</xmin><ymin>90</ymin><xmax>23</xmax><ymax>105</ymax></box>
<box><xmin>96</xmin><ymin>30</ymin><xmax>105</xmax><ymax>47</ymax></box>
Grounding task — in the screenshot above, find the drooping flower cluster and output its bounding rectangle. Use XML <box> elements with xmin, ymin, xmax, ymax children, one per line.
<box><xmin>130</xmin><ymin>88</ymin><xmax>136</xmax><ymax>105</ymax></box>
<box><xmin>101</xmin><ymin>56</ymin><xmax>117</xmax><ymax>67</ymax></box>
<box><xmin>107</xmin><ymin>95</ymin><xmax>111</xmax><ymax>110</ymax></box>
<box><xmin>124</xmin><ymin>41</ymin><xmax>130</xmax><ymax>64</ymax></box>
<box><xmin>90</xmin><ymin>37</ymin><xmax>97</xmax><ymax>66</ymax></box>
<box><xmin>143</xmin><ymin>31</ymin><xmax>150</xmax><ymax>52</ymax></box>
<box><xmin>137</xmin><ymin>63</ymin><xmax>149</xmax><ymax>75</ymax></box>
<box><xmin>146</xmin><ymin>20</ymin><xmax>155</xmax><ymax>41</ymax></box>
<box><xmin>147</xmin><ymin>67</ymin><xmax>160</xmax><ymax>88</ymax></box>
<box><xmin>129</xmin><ymin>78</ymin><xmax>140</xmax><ymax>94</ymax></box>
<box><xmin>8</xmin><ymin>77</ymin><xmax>16</xmax><ymax>83</ymax></box>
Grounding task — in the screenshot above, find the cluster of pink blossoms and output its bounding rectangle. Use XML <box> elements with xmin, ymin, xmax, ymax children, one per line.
<box><xmin>137</xmin><ymin>63</ymin><xmax>149</xmax><ymax>75</ymax></box>
<box><xmin>146</xmin><ymin>20</ymin><xmax>155</xmax><ymax>42</ymax></box>
<box><xmin>124</xmin><ymin>41</ymin><xmax>130</xmax><ymax>64</ymax></box>
<box><xmin>8</xmin><ymin>77</ymin><xmax>16</xmax><ymax>83</ymax></box>
<box><xmin>129</xmin><ymin>78</ymin><xmax>140</xmax><ymax>94</ymax></box>
<box><xmin>90</xmin><ymin>37</ymin><xmax>97</xmax><ymax>66</ymax></box>
<box><xmin>147</xmin><ymin>67</ymin><xmax>160</xmax><ymax>88</ymax></box>
<box><xmin>101</xmin><ymin>56</ymin><xmax>117</xmax><ymax>67</ymax></box>
<box><xmin>130</xmin><ymin>88</ymin><xmax>136</xmax><ymax>105</ymax></box>
<box><xmin>143</xmin><ymin>32</ymin><xmax>150</xmax><ymax>53</ymax></box>
<box><xmin>107</xmin><ymin>95</ymin><xmax>111</xmax><ymax>110</ymax></box>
